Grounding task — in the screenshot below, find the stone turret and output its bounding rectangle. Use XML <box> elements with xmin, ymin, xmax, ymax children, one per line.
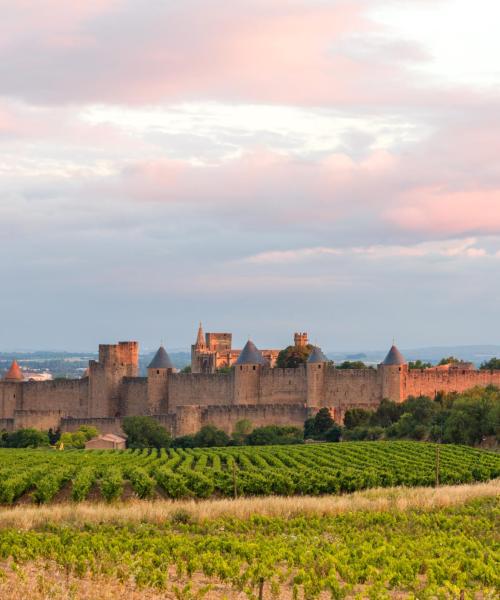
<box><xmin>3</xmin><ymin>360</ymin><xmax>24</xmax><ymax>382</ymax></box>
<box><xmin>306</xmin><ymin>346</ymin><xmax>328</xmax><ymax>409</ymax></box>
<box><xmin>379</xmin><ymin>344</ymin><xmax>407</xmax><ymax>402</ymax></box>
<box><xmin>88</xmin><ymin>341</ymin><xmax>139</xmax><ymax>418</ymax></box>
<box><xmin>234</xmin><ymin>340</ymin><xmax>266</xmax><ymax>404</ymax></box>
<box><xmin>294</xmin><ymin>332</ymin><xmax>309</xmax><ymax>348</ymax></box>
<box><xmin>147</xmin><ymin>345</ymin><xmax>174</xmax><ymax>414</ymax></box>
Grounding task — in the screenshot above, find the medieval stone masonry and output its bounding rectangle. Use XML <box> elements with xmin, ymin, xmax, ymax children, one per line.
<box><xmin>1</xmin><ymin>328</ymin><xmax>499</xmax><ymax>436</ymax></box>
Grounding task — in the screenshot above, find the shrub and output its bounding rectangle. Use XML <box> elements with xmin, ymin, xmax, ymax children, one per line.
<box><xmin>100</xmin><ymin>467</ymin><xmax>123</xmax><ymax>502</ymax></box>
<box><xmin>122</xmin><ymin>416</ymin><xmax>172</xmax><ymax>449</ymax></box>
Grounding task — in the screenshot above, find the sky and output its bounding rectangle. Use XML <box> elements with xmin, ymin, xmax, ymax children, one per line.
<box><xmin>1</xmin><ymin>0</ymin><xmax>499</xmax><ymax>352</ymax></box>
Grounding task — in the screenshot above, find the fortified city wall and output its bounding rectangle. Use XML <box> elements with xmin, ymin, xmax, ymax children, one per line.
<box><xmin>1</xmin><ymin>330</ymin><xmax>499</xmax><ymax>437</ymax></box>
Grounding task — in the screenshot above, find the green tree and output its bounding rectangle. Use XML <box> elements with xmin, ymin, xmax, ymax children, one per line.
<box><xmin>232</xmin><ymin>419</ymin><xmax>253</xmax><ymax>445</ymax></box>
<box><xmin>336</xmin><ymin>361</ymin><xmax>370</xmax><ymax>369</ymax></box>
<box><xmin>323</xmin><ymin>423</ymin><xmax>342</xmax><ymax>442</ymax></box>
<box><xmin>401</xmin><ymin>395</ymin><xmax>437</xmax><ymax>425</ymax></box>
<box><xmin>246</xmin><ymin>425</ymin><xmax>303</xmax><ymax>446</ymax></box>
<box><xmin>313</xmin><ymin>408</ymin><xmax>335</xmax><ymax>435</ymax></box>
<box><xmin>371</xmin><ymin>399</ymin><xmax>403</xmax><ymax>427</ymax></box>
<box><xmin>3</xmin><ymin>429</ymin><xmax>49</xmax><ymax>448</ymax></box>
<box><xmin>480</xmin><ymin>357</ymin><xmax>500</xmax><ymax>370</ymax></box>
<box><xmin>193</xmin><ymin>425</ymin><xmax>230</xmax><ymax>447</ymax></box>
<box><xmin>276</xmin><ymin>344</ymin><xmax>314</xmax><ymax>368</ymax></box>
<box><xmin>122</xmin><ymin>416</ymin><xmax>172</xmax><ymax>449</ymax></box>
<box><xmin>438</xmin><ymin>356</ymin><xmax>461</xmax><ymax>366</ymax></box>
<box><xmin>344</xmin><ymin>408</ymin><xmax>372</xmax><ymax>429</ymax></box>
<box><xmin>408</xmin><ymin>360</ymin><xmax>432</xmax><ymax>370</ymax></box>
<box><xmin>172</xmin><ymin>435</ymin><xmax>196</xmax><ymax>448</ymax></box>
<box><xmin>303</xmin><ymin>417</ymin><xmax>316</xmax><ymax>439</ymax></box>
<box><xmin>77</xmin><ymin>425</ymin><xmax>99</xmax><ymax>441</ymax></box>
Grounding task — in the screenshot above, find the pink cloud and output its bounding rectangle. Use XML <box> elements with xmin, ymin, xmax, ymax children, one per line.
<box><xmin>0</xmin><ymin>0</ymin><xmax>448</xmax><ymax>107</ymax></box>
<box><xmin>388</xmin><ymin>188</ymin><xmax>500</xmax><ymax>235</ymax></box>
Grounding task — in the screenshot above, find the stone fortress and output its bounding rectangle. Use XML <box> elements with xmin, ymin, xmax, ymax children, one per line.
<box><xmin>1</xmin><ymin>325</ymin><xmax>500</xmax><ymax>437</ymax></box>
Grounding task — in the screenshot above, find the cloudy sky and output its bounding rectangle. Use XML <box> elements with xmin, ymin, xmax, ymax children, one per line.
<box><xmin>1</xmin><ymin>0</ymin><xmax>499</xmax><ymax>352</ymax></box>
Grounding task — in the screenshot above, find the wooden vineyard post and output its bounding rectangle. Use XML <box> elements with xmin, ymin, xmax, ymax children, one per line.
<box><xmin>258</xmin><ymin>577</ymin><xmax>264</xmax><ymax>600</ymax></box>
<box><xmin>435</xmin><ymin>445</ymin><xmax>440</xmax><ymax>488</ymax></box>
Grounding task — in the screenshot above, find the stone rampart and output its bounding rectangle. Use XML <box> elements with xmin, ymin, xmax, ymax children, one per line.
<box><xmin>19</xmin><ymin>379</ymin><xmax>88</xmax><ymax>417</ymax></box>
<box><xmin>404</xmin><ymin>368</ymin><xmax>500</xmax><ymax>398</ymax></box>
<box><xmin>259</xmin><ymin>366</ymin><xmax>307</xmax><ymax>405</ymax></box>
<box><xmin>14</xmin><ymin>410</ymin><xmax>64</xmax><ymax>431</ymax></box>
<box><xmin>120</xmin><ymin>377</ymin><xmax>148</xmax><ymax>415</ymax></box>
<box><xmin>0</xmin><ymin>418</ymin><xmax>14</xmax><ymax>431</ymax></box>
<box><xmin>168</xmin><ymin>373</ymin><xmax>232</xmax><ymax>407</ymax></box>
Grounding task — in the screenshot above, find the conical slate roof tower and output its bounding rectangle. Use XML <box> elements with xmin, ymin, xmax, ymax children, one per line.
<box><xmin>148</xmin><ymin>346</ymin><xmax>174</xmax><ymax>369</ymax></box>
<box><xmin>307</xmin><ymin>346</ymin><xmax>328</xmax><ymax>363</ymax></box>
<box><xmin>382</xmin><ymin>345</ymin><xmax>406</xmax><ymax>366</ymax></box>
<box><xmin>236</xmin><ymin>340</ymin><xmax>267</xmax><ymax>365</ymax></box>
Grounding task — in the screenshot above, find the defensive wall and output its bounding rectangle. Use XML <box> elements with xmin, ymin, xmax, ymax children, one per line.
<box><xmin>1</xmin><ymin>339</ymin><xmax>500</xmax><ymax>437</ymax></box>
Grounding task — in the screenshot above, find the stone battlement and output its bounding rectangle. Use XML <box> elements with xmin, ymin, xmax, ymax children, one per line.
<box><xmin>1</xmin><ymin>336</ymin><xmax>499</xmax><ymax>436</ymax></box>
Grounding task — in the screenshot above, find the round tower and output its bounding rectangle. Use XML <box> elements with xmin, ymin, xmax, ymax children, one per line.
<box><xmin>147</xmin><ymin>345</ymin><xmax>174</xmax><ymax>414</ymax></box>
<box><xmin>306</xmin><ymin>346</ymin><xmax>328</xmax><ymax>410</ymax></box>
<box><xmin>3</xmin><ymin>360</ymin><xmax>24</xmax><ymax>382</ymax></box>
<box><xmin>379</xmin><ymin>344</ymin><xmax>407</xmax><ymax>402</ymax></box>
<box><xmin>233</xmin><ymin>340</ymin><xmax>266</xmax><ymax>405</ymax></box>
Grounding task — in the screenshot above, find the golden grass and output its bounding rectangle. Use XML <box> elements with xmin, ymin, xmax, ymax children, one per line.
<box><xmin>0</xmin><ymin>480</ymin><xmax>498</xmax><ymax>530</ymax></box>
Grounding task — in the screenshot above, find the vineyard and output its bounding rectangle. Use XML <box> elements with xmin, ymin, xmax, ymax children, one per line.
<box><xmin>0</xmin><ymin>492</ymin><xmax>498</xmax><ymax>598</ymax></box>
<box><xmin>0</xmin><ymin>441</ymin><xmax>499</xmax><ymax>504</ymax></box>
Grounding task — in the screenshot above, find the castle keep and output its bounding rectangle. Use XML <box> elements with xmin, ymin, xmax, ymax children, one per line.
<box><xmin>1</xmin><ymin>329</ymin><xmax>500</xmax><ymax>437</ymax></box>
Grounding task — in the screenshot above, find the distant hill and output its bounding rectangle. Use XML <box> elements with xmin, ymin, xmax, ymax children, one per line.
<box><xmin>327</xmin><ymin>345</ymin><xmax>500</xmax><ymax>367</ymax></box>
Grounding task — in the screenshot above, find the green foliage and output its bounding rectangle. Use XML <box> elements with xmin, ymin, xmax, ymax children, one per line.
<box><xmin>100</xmin><ymin>467</ymin><xmax>124</xmax><ymax>502</ymax></box>
<box><xmin>408</xmin><ymin>359</ymin><xmax>433</xmax><ymax>369</ymax></box>
<box><xmin>232</xmin><ymin>419</ymin><xmax>253</xmax><ymax>445</ymax></box>
<box><xmin>312</xmin><ymin>408</ymin><xmax>334</xmax><ymax>434</ymax></box>
<box><xmin>192</xmin><ymin>425</ymin><xmax>230</xmax><ymax>448</ymax></box>
<box><xmin>371</xmin><ymin>399</ymin><xmax>403</xmax><ymax>427</ymax></box>
<box><xmin>323</xmin><ymin>424</ymin><xmax>342</xmax><ymax>442</ymax></box>
<box><xmin>304</xmin><ymin>408</ymin><xmax>339</xmax><ymax>441</ymax></box>
<box><xmin>71</xmin><ymin>466</ymin><xmax>96</xmax><ymax>502</ymax></box>
<box><xmin>246</xmin><ymin>425</ymin><xmax>303</xmax><ymax>445</ymax></box>
<box><xmin>0</xmin><ymin>428</ymin><xmax>49</xmax><ymax>448</ymax></box>
<box><xmin>343</xmin><ymin>426</ymin><xmax>384</xmax><ymax>441</ymax></box>
<box><xmin>0</xmin><ymin>441</ymin><xmax>498</xmax><ymax>505</ymax></box>
<box><xmin>438</xmin><ymin>356</ymin><xmax>462</xmax><ymax>365</ymax></box>
<box><xmin>480</xmin><ymin>357</ymin><xmax>500</xmax><ymax>370</ymax></box>
<box><xmin>336</xmin><ymin>360</ymin><xmax>370</xmax><ymax>369</ymax></box>
<box><xmin>127</xmin><ymin>467</ymin><xmax>156</xmax><ymax>499</ymax></box>
<box><xmin>122</xmin><ymin>416</ymin><xmax>172</xmax><ymax>449</ymax></box>
<box><xmin>344</xmin><ymin>408</ymin><xmax>372</xmax><ymax>429</ymax></box>
<box><xmin>0</xmin><ymin>495</ymin><xmax>497</xmax><ymax>598</ymax></box>
<box><xmin>172</xmin><ymin>435</ymin><xmax>196</xmax><ymax>448</ymax></box>
<box><xmin>276</xmin><ymin>344</ymin><xmax>314</xmax><ymax>368</ymax></box>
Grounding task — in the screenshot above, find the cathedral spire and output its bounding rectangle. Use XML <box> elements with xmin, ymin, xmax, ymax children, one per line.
<box><xmin>196</xmin><ymin>322</ymin><xmax>205</xmax><ymax>348</ymax></box>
